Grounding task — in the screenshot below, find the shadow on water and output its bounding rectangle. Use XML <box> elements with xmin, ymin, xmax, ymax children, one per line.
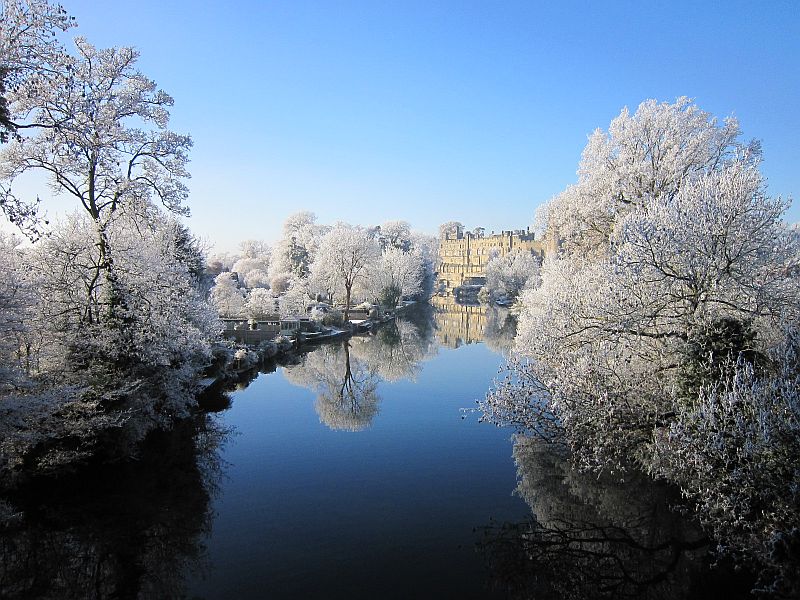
<box><xmin>477</xmin><ymin>436</ymin><xmax>756</xmax><ymax>600</ymax></box>
<box><xmin>0</xmin><ymin>415</ymin><xmax>226</xmax><ymax>599</ymax></box>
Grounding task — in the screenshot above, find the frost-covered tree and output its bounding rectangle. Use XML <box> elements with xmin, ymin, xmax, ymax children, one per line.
<box><xmin>239</xmin><ymin>239</ymin><xmax>271</xmax><ymax>261</ymax></box>
<box><xmin>481</xmin><ymin>99</ymin><xmax>800</xmax><ymax>590</ymax></box>
<box><xmin>377</xmin><ymin>219</ymin><xmax>412</xmax><ymax>251</ymax></box>
<box><xmin>210</xmin><ymin>272</ymin><xmax>245</xmax><ymax>318</ymax></box>
<box><xmin>544</xmin><ymin>97</ymin><xmax>756</xmax><ymax>255</ymax></box>
<box><xmin>0</xmin><ymin>0</ymin><xmax>75</xmax><ymax>236</ymax></box>
<box><xmin>310</xmin><ymin>223</ymin><xmax>380</xmax><ymax>322</ymax></box>
<box><xmin>22</xmin><ymin>211</ymin><xmax>219</xmax><ymax>378</ymax></box>
<box><xmin>410</xmin><ymin>231</ymin><xmax>439</xmax><ymax>297</ymax></box>
<box><xmin>0</xmin><ymin>0</ymin><xmax>75</xmax><ymax>140</ymax></box>
<box><xmin>653</xmin><ymin>340</ymin><xmax>800</xmax><ymax>595</ymax></box>
<box><xmin>480</xmin><ymin>249</ymin><xmax>540</xmax><ymax>304</ymax></box>
<box><xmin>206</xmin><ymin>252</ymin><xmax>237</xmax><ymax>276</ymax></box>
<box><xmin>269</xmin><ymin>272</ymin><xmax>291</xmax><ymax>295</ymax></box>
<box><xmin>231</xmin><ymin>239</ymin><xmax>271</xmax><ymax>289</ymax></box>
<box><xmin>0</xmin><ymin>37</ymin><xmax>193</xmax><ymax>329</ymax></box>
<box><xmin>269</xmin><ymin>211</ymin><xmax>326</xmax><ymax>281</ymax></box>
<box><xmin>278</xmin><ymin>279</ymin><xmax>311</xmax><ymax>319</ymax></box>
<box><xmin>490</xmin><ymin>161</ymin><xmax>797</xmax><ymax>467</ymax></box>
<box><xmin>370</xmin><ymin>246</ymin><xmax>424</xmax><ymax>307</ymax></box>
<box><xmin>243</xmin><ymin>287</ymin><xmax>277</xmax><ymax>320</ymax></box>
<box><xmin>438</xmin><ymin>220</ymin><xmax>463</xmax><ymax>239</ymax></box>
<box><xmin>0</xmin><ymin>232</ymin><xmax>34</xmax><ymax>388</ymax></box>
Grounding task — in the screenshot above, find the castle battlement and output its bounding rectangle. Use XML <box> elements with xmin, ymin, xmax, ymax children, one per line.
<box><xmin>438</xmin><ymin>225</ymin><xmax>551</xmax><ymax>289</ymax></box>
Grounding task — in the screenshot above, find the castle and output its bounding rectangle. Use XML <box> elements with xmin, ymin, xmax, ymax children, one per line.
<box><xmin>437</xmin><ymin>224</ymin><xmax>552</xmax><ymax>289</ymax></box>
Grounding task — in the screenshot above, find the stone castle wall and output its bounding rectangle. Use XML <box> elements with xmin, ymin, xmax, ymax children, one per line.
<box><xmin>437</xmin><ymin>226</ymin><xmax>550</xmax><ymax>289</ymax></box>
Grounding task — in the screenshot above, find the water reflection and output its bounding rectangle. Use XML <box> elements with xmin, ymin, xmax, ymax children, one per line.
<box><xmin>285</xmin><ymin>341</ymin><xmax>380</xmax><ymax>431</ymax></box>
<box><xmin>478</xmin><ymin>436</ymin><xmax>754</xmax><ymax>599</ymax></box>
<box><xmin>0</xmin><ymin>417</ymin><xmax>224</xmax><ymax>599</ymax></box>
<box><xmin>431</xmin><ymin>296</ymin><xmax>516</xmax><ymax>353</ymax></box>
<box><xmin>284</xmin><ymin>316</ymin><xmax>437</xmax><ymax>431</ymax></box>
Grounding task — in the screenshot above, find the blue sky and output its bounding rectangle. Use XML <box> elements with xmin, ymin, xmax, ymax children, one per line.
<box><xmin>28</xmin><ymin>0</ymin><xmax>800</xmax><ymax>251</ymax></box>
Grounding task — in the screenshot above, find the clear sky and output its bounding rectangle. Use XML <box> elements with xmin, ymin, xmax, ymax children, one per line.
<box><xmin>18</xmin><ymin>0</ymin><xmax>800</xmax><ymax>252</ymax></box>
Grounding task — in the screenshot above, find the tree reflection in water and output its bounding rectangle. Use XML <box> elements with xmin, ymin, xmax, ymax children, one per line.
<box><xmin>482</xmin><ymin>306</ymin><xmax>517</xmax><ymax>355</ymax></box>
<box><xmin>0</xmin><ymin>415</ymin><xmax>225</xmax><ymax>599</ymax></box>
<box><xmin>478</xmin><ymin>436</ymin><xmax>754</xmax><ymax>600</ymax></box>
<box><xmin>285</xmin><ymin>317</ymin><xmax>435</xmax><ymax>431</ymax></box>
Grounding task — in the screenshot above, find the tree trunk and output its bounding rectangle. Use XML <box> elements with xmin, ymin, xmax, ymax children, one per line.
<box><xmin>344</xmin><ymin>285</ymin><xmax>352</xmax><ymax>323</ymax></box>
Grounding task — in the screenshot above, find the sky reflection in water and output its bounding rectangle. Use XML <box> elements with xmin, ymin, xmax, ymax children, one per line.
<box><xmin>0</xmin><ymin>303</ymin><xmax>748</xmax><ymax>599</ymax></box>
<box><xmin>188</xmin><ymin>307</ymin><xmax>527</xmax><ymax>599</ymax></box>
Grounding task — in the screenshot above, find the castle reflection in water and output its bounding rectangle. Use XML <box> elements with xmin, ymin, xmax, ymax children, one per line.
<box><xmin>431</xmin><ymin>296</ymin><xmax>487</xmax><ymax>347</ymax></box>
<box><xmin>431</xmin><ymin>295</ymin><xmax>516</xmax><ymax>353</ymax></box>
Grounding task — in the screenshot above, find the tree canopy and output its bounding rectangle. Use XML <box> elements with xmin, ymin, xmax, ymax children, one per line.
<box><xmin>481</xmin><ymin>98</ymin><xmax>800</xmax><ymax>592</ymax></box>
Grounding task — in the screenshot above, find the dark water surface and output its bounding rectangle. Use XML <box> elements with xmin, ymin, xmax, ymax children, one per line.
<box><xmin>0</xmin><ymin>301</ymin><xmax>754</xmax><ymax>599</ymax></box>
<box><xmin>186</xmin><ymin>319</ymin><xmax>528</xmax><ymax>599</ymax></box>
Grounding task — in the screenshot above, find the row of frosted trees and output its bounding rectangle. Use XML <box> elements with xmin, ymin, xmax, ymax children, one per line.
<box><xmin>480</xmin><ymin>98</ymin><xmax>799</xmax><ymax>595</ymax></box>
<box><xmin>208</xmin><ymin>212</ymin><xmax>438</xmax><ymax>323</ymax></box>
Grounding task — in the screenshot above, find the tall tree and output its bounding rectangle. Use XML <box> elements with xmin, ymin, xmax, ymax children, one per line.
<box><xmin>310</xmin><ymin>223</ymin><xmax>379</xmax><ymax>322</ymax></box>
<box><xmin>370</xmin><ymin>246</ymin><xmax>424</xmax><ymax>307</ymax></box>
<box><xmin>480</xmin><ymin>249</ymin><xmax>540</xmax><ymax>303</ymax></box>
<box><xmin>269</xmin><ymin>211</ymin><xmax>325</xmax><ymax>281</ymax></box>
<box><xmin>481</xmin><ymin>98</ymin><xmax>800</xmax><ymax>590</ymax></box>
<box><xmin>0</xmin><ymin>37</ymin><xmax>192</xmax><ymax>325</ymax></box>
<box><xmin>438</xmin><ymin>220</ymin><xmax>463</xmax><ymax>239</ymax></box>
<box><xmin>0</xmin><ymin>231</ymin><xmax>34</xmax><ymax>388</ymax></box>
<box><xmin>377</xmin><ymin>219</ymin><xmax>412</xmax><ymax>251</ymax></box>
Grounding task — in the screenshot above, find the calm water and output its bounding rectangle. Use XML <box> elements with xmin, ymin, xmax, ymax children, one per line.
<box><xmin>186</xmin><ymin>305</ymin><xmax>529</xmax><ymax>599</ymax></box>
<box><xmin>0</xmin><ymin>301</ymin><xmax>752</xmax><ymax>599</ymax></box>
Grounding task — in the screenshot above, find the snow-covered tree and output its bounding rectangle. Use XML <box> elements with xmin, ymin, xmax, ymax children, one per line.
<box><xmin>310</xmin><ymin>223</ymin><xmax>380</xmax><ymax>322</ymax></box>
<box><xmin>269</xmin><ymin>211</ymin><xmax>326</xmax><ymax>281</ymax></box>
<box><xmin>0</xmin><ymin>0</ymin><xmax>75</xmax><ymax>237</ymax></box>
<box><xmin>481</xmin><ymin>99</ymin><xmax>800</xmax><ymax>589</ymax></box>
<box><xmin>231</xmin><ymin>239</ymin><xmax>271</xmax><ymax>288</ymax></box>
<box><xmin>210</xmin><ymin>272</ymin><xmax>245</xmax><ymax>318</ymax></box>
<box><xmin>243</xmin><ymin>287</ymin><xmax>277</xmax><ymax>320</ymax></box>
<box><xmin>410</xmin><ymin>231</ymin><xmax>439</xmax><ymax>297</ymax></box>
<box><xmin>206</xmin><ymin>252</ymin><xmax>237</xmax><ymax>276</ymax></box>
<box><xmin>491</xmin><ymin>160</ymin><xmax>797</xmax><ymax>467</ymax></box>
<box><xmin>278</xmin><ymin>279</ymin><xmax>311</xmax><ymax>319</ymax></box>
<box><xmin>239</xmin><ymin>239</ymin><xmax>271</xmax><ymax>261</ymax></box>
<box><xmin>0</xmin><ymin>37</ymin><xmax>193</xmax><ymax>330</ymax></box>
<box><xmin>480</xmin><ymin>249</ymin><xmax>540</xmax><ymax>304</ymax></box>
<box><xmin>22</xmin><ymin>211</ymin><xmax>219</xmax><ymax>378</ymax></box>
<box><xmin>0</xmin><ymin>0</ymin><xmax>75</xmax><ymax>140</ymax></box>
<box><xmin>438</xmin><ymin>220</ymin><xmax>463</xmax><ymax>239</ymax></box>
<box><xmin>544</xmin><ymin>97</ymin><xmax>756</xmax><ymax>255</ymax></box>
<box><xmin>269</xmin><ymin>272</ymin><xmax>291</xmax><ymax>295</ymax></box>
<box><xmin>370</xmin><ymin>246</ymin><xmax>424</xmax><ymax>307</ymax></box>
<box><xmin>652</xmin><ymin>338</ymin><xmax>800</xmax><ymax>593</ymax></box>
<box><xmin>377</xmin><ymin>219</ymin><xmax>412</xmax><ymax>251</ymax></box>
<box><xmin>0</xmin><ymin>231</ymin><xmax>34</xmax><ymax>388</ymax></box>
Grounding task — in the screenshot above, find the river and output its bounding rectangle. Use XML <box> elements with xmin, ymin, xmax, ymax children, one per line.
<box><xmin>0</xmin><ymin>300</ymin><xmax>754</xmax><ymax>599</ymax></box>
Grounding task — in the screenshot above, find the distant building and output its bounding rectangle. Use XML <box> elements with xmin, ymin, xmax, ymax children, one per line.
<box><xmin>437</xmin><ymin>225</ymin><xmax>553</xmax><ymax>289</ymax></box>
